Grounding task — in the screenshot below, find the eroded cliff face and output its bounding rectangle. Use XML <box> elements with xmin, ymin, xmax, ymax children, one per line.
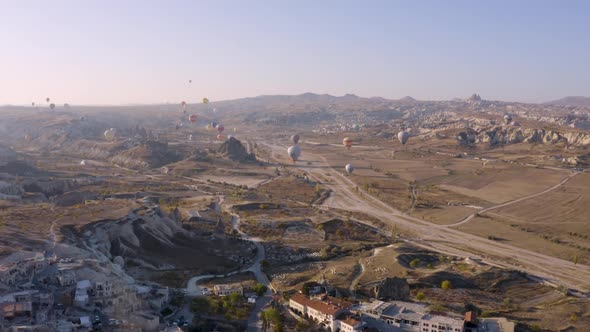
<box><xmin>455</xmin><ymin>126</ymin><xmax>590</xmax><ymax>147</ymax></box>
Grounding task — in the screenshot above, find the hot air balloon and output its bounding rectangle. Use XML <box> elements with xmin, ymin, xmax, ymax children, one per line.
<box><xmin>228</xmin><ymin>134</ymin><xmax>234</xmax><ymax>140</ymax></box>
<box><xmin>345</xmin><ymin>164</ymin><xmax>354</xmax><ymax>174</ymax></box>
<box><xmin>203</xmin><ymin>98</ymin><xmax>209</xmax><ymax>104</ymax></box>
<box><xmin>397</xmin><ymin>131</ymin><xmax>409</xmax><ymax>145</ymax></box>
<box><xmin>189</xmin><ymin>135</ymin><xmax>194</xmax><ymax>141</ymax></box>
<box><xmin>31</xmin><ymin>102</ymin><xmax>35</xmax><ymax>107</ymax></box>
<box><xmin>233</xmin><ymin>127</ymin><xmax>237</xmax><ymax>133</ymax></box>
<box><xmin>211</xmin><ymin>121</ymin><xmax>218</xmax><ymax>128</ymax></box>
<box><xmin>216</xmin><ymin>125</ymin><xmax>225</xmax><ymax>133</ymax></box>
<box><xmin>181</xmin><ymin>101</ymin><xmax>187</xmax><ymax>108</ymax></box>
<box><xmin>49</xmin><ymin>103</ymin><xmax>56</xmax><ymax>110</ymax></box>
<box><xmin>343</xmin><ymin>137</ymin><xmax>353</xmax><ymax>150</ymax></box>
<box><xmin>46</xmin><ymin>97</ymin><xmax>50</xmax><ymax>103</ymax></box>
<box><xmin>291</xmin><ymin>134</ymin><xmax>300</xmax><ymax>144</ymax></box>
<box><xmin>80</xmin><ymin>160</ymin><xmax>87</xmax><ymax>166</ymax></box>
<box><xmin>206</xmin><ymin>124</ymin><xmax>212</xmax><ymax>131</ymax></box>
<box><xmin>503</xmin><ymin>114</ymin><xmax>512</xmax><ymax>125</ymax></box>
<box><xmin>288</xmin><ymin>145</ymin><xmax>301</xmax><ymax>162</ymax></box>
<box><xmin>188</xmin><ymin>114</ymin><xmax>197</xmax><ymax>124</ymax></box>
<box><xmin>104</xmin><ymin>128</ymin><xmax>117</xmax><ymax>141</ymax></box>
<box><xmin>216</xmin><ymin>134</ymin><xmax>225</xmax><ymax>140</ymax></box>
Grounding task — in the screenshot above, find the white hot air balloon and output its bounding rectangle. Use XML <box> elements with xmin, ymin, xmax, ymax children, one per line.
<box><xmin>345</xmin><ymin>164</ymin><xmax>354</xmax><ymax>174</ymax></box>
<box><xmin>104</xmin><ymin>128</ymin><xmax>117</xmax><ymax>141</ymax></box>
<box><xmin>287</xmin><ymin>145</ymin><xmax>301</xmax><ymax>162</ymax></box>
<box><xmin>397</xmin><ymin>131</ymin><xmax>409</xmax><ymax>145</ymax></box>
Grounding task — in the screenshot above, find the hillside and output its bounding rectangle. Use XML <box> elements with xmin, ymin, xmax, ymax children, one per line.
<box><xmin>544</xmin><ymin>96</ymin><xmax>590</xmax><ymax>107</ymax></box>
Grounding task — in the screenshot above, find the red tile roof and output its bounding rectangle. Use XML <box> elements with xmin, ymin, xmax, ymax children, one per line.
<box><xmin>290</xmin><ymin>293</ymin><xmax>352</xmax><ymax>316</ymax></box>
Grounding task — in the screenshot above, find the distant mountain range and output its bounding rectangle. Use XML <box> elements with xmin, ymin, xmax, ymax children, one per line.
<box><xmin>544</xmin><ymin>96</ymin><xmax>590</xmax><ymax>107</ymax></box>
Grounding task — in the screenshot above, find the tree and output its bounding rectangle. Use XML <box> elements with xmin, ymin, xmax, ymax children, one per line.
<box><xmin>416</xmin><ymin>292</ymin><xmax>425</xmax><ymax>301</ymax></box>
<box><xmin>441</xmin><ymin>280</ymin><xmax>452</xmax><ymax>291</ymax></box>
<box><xmin>228</xmin><ymin>292</ymin><xmax>242</xmax><ymax>306</ymax></box>
<box><xmin>302</xmin><ymin>284</ymin><xmax>311</xmax><ymax>296</ymax></box>
<box><xmin>252</xmin><ymin>283</ymin><xmax>268</xmax><ymax>296</ymax></box>
<box><xmin>262</xmin><ymin>308</ymin><xmax>282</xmax><ymax>331</ymax></box>
<box><xmin>570</xmin><ymin>312</ymin><xmax>578</xmax><ymax>322</ymax></box>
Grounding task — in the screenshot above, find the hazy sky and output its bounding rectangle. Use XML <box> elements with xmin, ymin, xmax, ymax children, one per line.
<box><xmin>1</xmin><ymin>0</ymin><xmax>589</xmax><ymax>105</ymax></box>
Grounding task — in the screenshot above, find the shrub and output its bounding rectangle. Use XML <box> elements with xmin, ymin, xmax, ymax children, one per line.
<box><xmin>416</xmin><ymin>292</ymin><xmax>425</xmax><ymax>301</ymax></box>
<box><xmin>441</xmin><ymin>280</ymin><xmax>451</xmax><ymax>290</ymax></box>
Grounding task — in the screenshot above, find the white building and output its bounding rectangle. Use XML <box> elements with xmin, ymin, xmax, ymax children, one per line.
<box><xmin>338</xmin><ymin>315</ymin><xmax>363</xmax><ymax>332</ymax></box>
<box><xmin>213</xmin><ymin>283</ymin><xmax>243</xmax><ymax>296</ymax></box>
<box><xmin>74</xmin><ymin>280</ymin><xmax>92</xmax><ymax>307</ymax></box>
<box><xmin>358</xmin><ymin>300</ymin><xmax>465</xmax><ymax>332</ymax></box>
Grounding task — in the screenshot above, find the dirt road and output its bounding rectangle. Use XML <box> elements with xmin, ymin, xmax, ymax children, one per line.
<box><xmin>448</xmin><ymin>171</ymin><xmax>578</xmax><ymax>227</ymax></box>
<box><xmin>261</xmin><ymin>141</ymin><xmax>590</xmax><ymax>295</ymax></box>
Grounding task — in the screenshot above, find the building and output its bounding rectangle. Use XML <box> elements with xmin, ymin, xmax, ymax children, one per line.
<box><xmin>56</xmin><ymin>270</ymin><xmax>76</xmax><ymax>287</ymax></box>
<box><xmin>0</xmin><ymin>291</ymin><xmax>36</xmax><ymax>320</ymax></box>
<box><xmin>289</xmin><ymin>294</ymin><xmax>353</xmax><ymax>331</ymax></box>
<box><xmin>338</xmin><ymin>315</ymin><xmax>364</xmax><ymax>332</ymax></box>
<box><xmin>95</xmin><ymin>280</ymin><xmax>113</xmax><ymax>298</ymax></box>
<box><xmin>74</xmin><ymin>280</ymin><xmax>92</xmax><ymax>307</ymax></box>
<box><xmin>357</xmin><ymin>300</ymin><xmax>465</xmax><ymax>332</ymax></box>
<box><xmin>0</xmin><ymin>251</ymin><xmax>48</xmax><ymax>286</ymax></box>
<box><xmin>213</xmin><ymin>283</ymin><xmax>243</xmax><ymax>296</ymax></box>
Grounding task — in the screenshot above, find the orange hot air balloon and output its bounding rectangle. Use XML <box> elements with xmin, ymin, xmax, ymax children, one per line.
<box><xmin>343</xmin><ymin>137</ymin><xmax>353</xmax><ymax>150</ymax></box>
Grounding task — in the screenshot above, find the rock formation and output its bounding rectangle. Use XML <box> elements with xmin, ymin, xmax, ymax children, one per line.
<box><xmin>216</xmin><ymin>137</ymin><xmax>256</xmax><ymax>162</ymax></box>
<box><xmin>374</xmin><ymin>277</ymin><xmax>410</xmax><ymax>301</ymax></box>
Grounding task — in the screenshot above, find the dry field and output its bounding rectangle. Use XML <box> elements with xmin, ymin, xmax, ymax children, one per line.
<box><xmin>456</xmin><ymin>215</ymin><xmax>589</xmax><ymax>265</ymax></box>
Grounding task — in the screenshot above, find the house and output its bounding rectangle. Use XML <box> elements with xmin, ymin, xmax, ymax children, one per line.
<box><xmin>0</xmin><ymin>251</ymin><xmax>48</xmax><ymax>286</ymax></box>
<box><xmin>80</xmin><ymin>316</ymin><xmax>91</xmax><ymax>328</ymax></box>
<box><xmin>95</xmin><ymin>280</ymin><xmax>113</xmax><ymax>298</ymax></box>
<box><xmin>337</xmin><ymin>315</ymin><xmax>364</xmax><ymax>332</ymax></box>
<box><xmin>289</xmin><ymin>294</ymin><xmax>352</xmax><ymax>331</ymax></box>
<box><xmin>74</xmin><ymin>280</ymin><xmax>92</xmax><ymax>307</ymax></box>
<box><xmin>145</xmin><ymin>287</ymin><xmax>170</xmax><ymax>311</ymax></box>
<box><xmin>56</xmin><ymin>270</ymin><xmax>76</xmax><ymax>287</ymax></box>
<box><xmin>35</xmin><ymin>292</ymin><xmax>53</xmax><ymax>307</ymax></box>
<box><xmin>0</xmin><ymin>291</ymin><xmax>35</xmax><ymax>319</ymax></box>
<box><xmin>213</xmin><ymin>283</ymin><xmax>243</xmax><ymax>296</ymax></box>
